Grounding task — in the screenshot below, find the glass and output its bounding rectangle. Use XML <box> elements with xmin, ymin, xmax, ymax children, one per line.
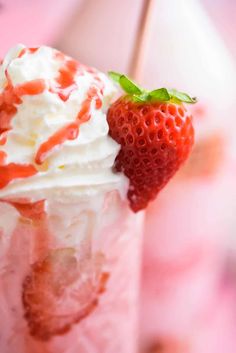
<box><xmin>0</xmin><ymin>191</ymin><xmax>143</xmax><ymax>353</ymax></box>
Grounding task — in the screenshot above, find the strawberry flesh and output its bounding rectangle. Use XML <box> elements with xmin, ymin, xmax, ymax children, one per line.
<box><xmin>22</xmin><ymin>248</ymin><xmax>109</xmax><ymax>341</ymax></box>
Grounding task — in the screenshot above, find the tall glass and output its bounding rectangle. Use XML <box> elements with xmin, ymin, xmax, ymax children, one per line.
<box><xmin>0</xmin><ymin>190</ymin><xmax>143</xmax><ymax>353</ymax></box>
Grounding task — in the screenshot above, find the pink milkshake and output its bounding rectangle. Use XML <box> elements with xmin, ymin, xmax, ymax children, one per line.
<box><xmin>0</xmin><ymin>45</ymin><xmax>143</xmax><ymax>353</ymax></box>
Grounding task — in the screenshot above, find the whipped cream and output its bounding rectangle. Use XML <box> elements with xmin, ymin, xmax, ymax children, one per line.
<box><xmin>0</xmin><ymin>45</ymin><xmax>127</xmax><ymax>200</ymax></box>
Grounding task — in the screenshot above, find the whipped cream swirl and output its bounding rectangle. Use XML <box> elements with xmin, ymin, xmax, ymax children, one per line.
<box><xmin>0</xmin><ymin>45</ymin><xmax>126</xmax><ymax>200</ymax></box>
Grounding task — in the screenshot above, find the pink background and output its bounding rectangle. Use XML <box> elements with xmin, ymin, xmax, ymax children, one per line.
<box><xmin>0</xmin><ymin>0</ymin><xmax>80</xmax><ymax>57</ymax></box>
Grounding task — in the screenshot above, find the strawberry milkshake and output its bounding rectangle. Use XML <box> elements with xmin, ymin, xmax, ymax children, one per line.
<box><xmin>0</xmin><ymin>45</ymin><xmax>144</xmax><ymax>353</ymax></box>
<box><xmin>0</xmin><ymin>45</ymin><xmax>195</xmax><ymax>352</ymax></box>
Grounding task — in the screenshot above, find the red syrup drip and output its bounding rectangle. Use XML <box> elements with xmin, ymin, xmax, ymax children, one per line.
<box><xmin>2</xmin><ymin>199</ymin><xmax>46</xmax><ymax>221</ymax></box>
<box><xmin>14</xmin><ymin>79</ymin><xmax>46</xmax><ymax>96</ymax></box>
<box><xmin>0</xmin><ymin>70</ymin><xmax>45</xmax><ymax>137</ymax></box>
<box><xmin>0</xmin><ymin>151</ymin><xmax>7</xmax><ymax>165</ymax></box>
<box><xmin>18</xmin><ymin>47</ymin><xmax>39</xmax><ymax>58</ymax></box>
<box><xmin>0</xmin><ymin>132</ymin><xmax>7</xmax><ymax>145</ymax></box>
<box><xmin>0</xmin><ymin>163</ymin><xmax>37</xmax><ymax>189</ymax></box>
<box><xmin>0</xmin><ymin>69</ymin><xmax>46</xmax><ymax>189</ymax></box>
<box><xmin>50</xmin><ymin>54</ymin><xmax>81</xmax><ymax>102</ymax></box>
<box><xmin>0</xmin><ymin>71</ymin><xmax>21</xmax><ymax>137</ymax></box>
<box><xmin>34</xmin><ymin>50</ymin><xmax>104</xmax><ymax>164</ymax></box>
<box><xmin>50</xmin><ymin>52</ymin><xmax>103</xmax><ymax>102</ymax></box>
<box><xmin>35</xmin><ymin>86</ymin><xmax>103</xmax><ymax>165</ymax></box>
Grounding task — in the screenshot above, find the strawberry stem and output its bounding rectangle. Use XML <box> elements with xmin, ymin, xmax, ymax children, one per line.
<box><xmin>108</xmin><ymin>71</ymin><xmax>197</xmax><ymax>104</ymax></box>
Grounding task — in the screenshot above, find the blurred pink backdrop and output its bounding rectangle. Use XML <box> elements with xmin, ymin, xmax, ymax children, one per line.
<box><xmin>204</xmin><ymin>0</ymin><xmax>236</xmax><ymax>58</ymax></box>
<box><xmin>0</xmin><ymin>0</ymin><xmax>80</xmax><ymax>57</ymax></box>
<box><xmin>0</xmin><ymin>0</ymin><xmax>235</xmax><ymax>65</ymax></box>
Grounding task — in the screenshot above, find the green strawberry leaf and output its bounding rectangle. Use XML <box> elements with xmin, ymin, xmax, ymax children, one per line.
<box><xmin>108</xmin><ymin>71</ymin><xmax>122</xmax><ymax>84</ymax></box>
<box><xmin>119</xmin><ymin>75</ymin><xmax>143</xmax><ymax>95</ymax></box>
<box><xmin>108</xmin><ymin>71</ymin><xmax>197</xmax><ymax>104</ymax></box>
<box><xmin>109</xmin><ymin>71</ymin><xmax>143</xmax><ymax>95</ymax></box>
<box><xmin>149</xmin><ymin>88</ymin><xmax>170</xmax><ymax>102</ymax></box>
<box><xmin>168</xmin><ymin>89</ymin><xmax>197</xmax><ymax>104</ymax></box>
<box><xmin>133</xmin><ymin>93</ymin><xmax>149</xmax><ymax>102</ymax></box>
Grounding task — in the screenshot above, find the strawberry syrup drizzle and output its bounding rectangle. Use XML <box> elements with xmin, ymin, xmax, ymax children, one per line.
<box><xmin>51</xmin><ymin>57</ymin><xmax>79</xmax><ymax>102</ymax></box>
<box><xmin>3</xmin><ymin>199</ymin><xmax>46</xmax><ymax>221</ymax></box>
<box><xmin>0</xmin><ymin>163</ymin><xmax>37</xmax><ymax>189</ymax></box>
<box><xmin>0</xmin><ymin>70</ymin><xmax>22</xmax><ymax>137</ymax></box>
<box><xmin>0</xmin><ymin>69</ymin><xmax>45</xmax><ymax>136</ymax></box>
<box><xmin>0</xmin><ymin>48</ymin><xmax>105</xmax><ymax>187</ymax></box>
<box><xmin>0</xmin><ymin>132</ymin><xmax>7</xmax><ymax>145</ymax></box>
<box><xmin>0</xmin><ymin>69</ymin><xmax>45</xmax><ymax>189</ymax></box>
<box><xmin>35</xmin><ymin>85</ymin><xmax>103</xmax><ymax>165</ymax></box>
<box><xmin>0</xmin><ymin>150</ymin><xmax>7</xmax><ymax>165</ymax></box>
<box><xmin>18</xmin><ymin>47</ymin><xmax>39</xmax><ymax>59</ymax></box>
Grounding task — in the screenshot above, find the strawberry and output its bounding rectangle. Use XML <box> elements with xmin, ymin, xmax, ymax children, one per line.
<box><xmin>107</xmin><ymin>72</ymin><xmax>196</xmax><ymax>212</ymax></box>
<box><xmin>22</xmin><ymin>248</ymin><xmax>109</xmax><ymax>341</ymax></box>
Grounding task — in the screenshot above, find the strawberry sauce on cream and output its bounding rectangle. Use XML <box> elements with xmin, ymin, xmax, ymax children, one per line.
<box><xmin>52</xmin><ymin>56</ymin><xmax>79</xmax><ymax>101</ymax></box>
<box><xmin>0</xmin><ymin>45</ymin><xmax>121</xmax><ymax>196</ymax></box>
<box><xmin>35</xmin><ymin>86</ymin><xmax>102</xmax><ymax>165</ymax></box>
<box><xmin>0</xmin><ymin>72</ymin><xmax>45</xmax><ymax>188</ymax></box>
